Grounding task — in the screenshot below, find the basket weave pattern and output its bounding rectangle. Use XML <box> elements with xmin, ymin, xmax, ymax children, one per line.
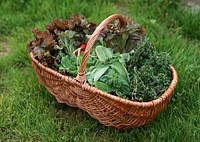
<box><xmin>30</xmin><ymin>14</ymin><xmax>178</xmax><ymax>129</ymax></box>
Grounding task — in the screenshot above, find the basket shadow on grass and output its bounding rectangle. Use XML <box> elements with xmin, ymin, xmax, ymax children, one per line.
<box><xmin>37</xmin><ymin>86</ymin><xmax>104</xmax><ymax>129</ymax></box>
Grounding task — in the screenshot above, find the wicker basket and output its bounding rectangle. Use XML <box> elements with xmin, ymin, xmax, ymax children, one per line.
<box><xmin>30</xmin><ymin>14</ymin><xmax>178</xmax><ymax>129</ymax></box>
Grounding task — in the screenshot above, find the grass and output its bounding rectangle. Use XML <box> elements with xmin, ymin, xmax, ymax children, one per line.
<box><xmin>0</xmin><ymin>0</ymin><xmax>200</xmax><ymax>141</ymax></box>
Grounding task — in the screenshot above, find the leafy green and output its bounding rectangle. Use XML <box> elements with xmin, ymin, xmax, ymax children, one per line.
<box><xmin>27</xmin><ymin>28</ymin><xmax>57</xmax><ymax>52</ymax></box>
<box><xmin>57</xmin><ymin>54</ymin><xmax>80</xmax><ymax>77</ymax></box>
<box><xmin>86</xmin><ymin>44</ymin><xmax>131</xmax><ymax>99</ymax></box>
<box><xmin>100</xmin><ymin>18</ymin><xmax>146</xmax><ymax>53</ymax></box>
<box><xmin>94</xmin><ymin>66</ymin><xmax>109</xmax><ymax>82</ymax></box>
<box><xmin>27</xmin><ymin>13</ymin><xmax>98</xmax><ymax>76</ymax></box>
<box><xmin>45</xmin><ymin>13</ymin><xmax>97</xmax><ymax>34</ymax></box>
<box><xmin>86</xmin><ymin>37</ymin><xmax>171</xmax><ymax>102</ymax></box>
<box><xmin>97</xmin><ymin>67</ymin><xmax>131</xmax><ymax>99</ymax></box>
<box><xmin>95</xmin><ymin>81</ymin><xmax>112</xmax><ymax>93</ymax></box>
<box><xmin>95</xmin><ymin>45</ymin><xmax>113</xmax><ymax>62</ymax></box>
<box><xmin>27</xmin><ymin>14</ymin><xmax>172</xmax><ymax>102</ymax></box>
<box><xmin>127</xmin><ymin>38</ymin><xmax>171</xmax><ymax>101</ymax></box>
<box><xmin>110</xmin><ymin>61</ymin><xmax>130</xmax><ymax>85</ymax></box>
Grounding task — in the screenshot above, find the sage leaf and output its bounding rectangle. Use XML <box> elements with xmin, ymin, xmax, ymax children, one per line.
<box><xmin>111</xmin><ymin>62</ymin><xmax>130</xmax><ymax>84</ymax></box>
<box><xmin>95</xmin><ymin>81</ymin><xmax>112</xmax><ymax>93</ymax></box>
<box><xmin>121</xmin><ymin>53</ymin><xmax>130</xmax><ymax>62</ymax></box>
<box><xmin>95</xmin><ymin>45</ymin><xmax>113</xmax><ymax>62</ymax></box>
<box><xmin>94</xmin><ymin>66</ymin><xmax>109</xmax><ymax>82</ymax></box>
<box><xmin>104</xmin><ymin>48</ymin><xmax>113</xmax><ymax>59</ymax></box>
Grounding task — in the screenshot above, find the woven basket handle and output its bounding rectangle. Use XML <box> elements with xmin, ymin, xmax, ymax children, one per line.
<box><xmin>76</xmin><ymin>14</ymin><xmax>125</xmax><ymax>83</ymax></box>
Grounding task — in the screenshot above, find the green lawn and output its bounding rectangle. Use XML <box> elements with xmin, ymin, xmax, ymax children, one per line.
<box><xmin>0</xmin><ymin>0</ymin><xmax>200</xmax><ymax>141</ymax></box>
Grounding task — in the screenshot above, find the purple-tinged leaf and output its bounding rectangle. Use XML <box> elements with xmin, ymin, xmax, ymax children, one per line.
<box><xmin>32</xmin><ymin>28</ymin><xmax>48</xmax><ymax>39</ymax></box>
<box><xmin>45</xmin><ymin>23</ymin><xmax>57</xmax><ymax>32</ymax></box>
<box><xmin>41</xmin><ymin>34</ymin><xmax>57</xmax><ymax>49</ymax></box>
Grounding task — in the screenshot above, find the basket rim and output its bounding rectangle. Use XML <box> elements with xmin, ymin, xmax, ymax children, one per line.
<box><xmin>30</xmin><ymin>52</ymin><xmax>178</xmax><ymax>108</ymax></box>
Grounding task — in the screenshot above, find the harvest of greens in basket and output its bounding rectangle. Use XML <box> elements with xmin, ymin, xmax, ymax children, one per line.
<box><xmin>27</xmin><ymin>14</ymin><xmax>172</xmax><ymax>102</ymax></box>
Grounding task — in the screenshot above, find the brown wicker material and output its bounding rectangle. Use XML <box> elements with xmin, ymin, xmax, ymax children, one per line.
<box><xmin>30</xmin><ymin>14</ymin><xmax>178</xmax><ymax>129</ymax></box>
